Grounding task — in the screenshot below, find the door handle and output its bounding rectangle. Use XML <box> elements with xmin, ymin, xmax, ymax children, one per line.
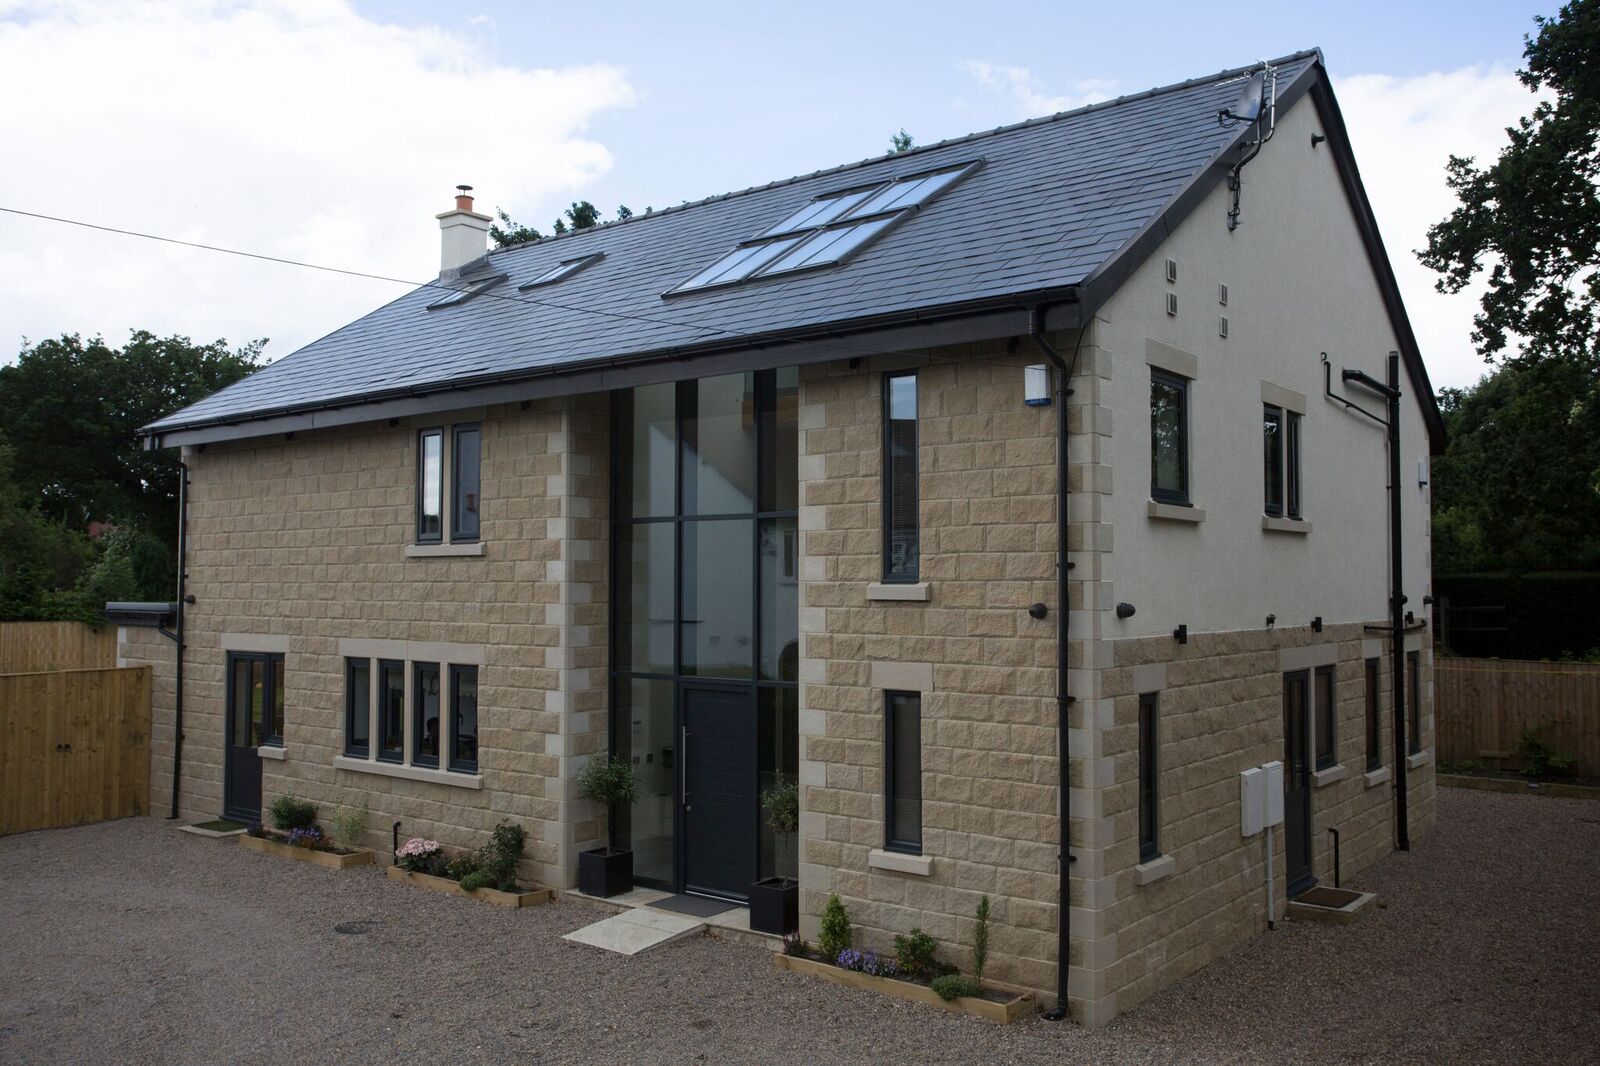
<box><xmin>681</xmin><ymin>728</ymin><xmax>689</xmax><ymax>810</ymax></box>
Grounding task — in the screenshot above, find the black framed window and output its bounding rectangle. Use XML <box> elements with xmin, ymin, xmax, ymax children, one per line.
<box><xmin>1365</xmin><ymin>657</ymin><xmax>1382</xmax><ymax>772</ymax></box>
<box><xmin>1286</xmin><ymin>412</ymin><xmax>1302</xmax><ymax>519</ymax></box>
<box><xmin>1407</xmin><ymin>651</ymin><xmax>1422</xmax><ymax>755</ymax></box>
<box><xmin>1138</xmin><ymin>692</ymin><xmax>1159</xmax><ymax>861</ymax></box>
<box><xmin>344</xmin><ymin>658</ymin><xmax>370</xmax><ymax>757</ymax></box>
<box><xmin>226</xmin><ymin>651</ymin><xmax>285</xmax><ymax>748</ymax></box>
<box><xmin>450</xmin><ymin>665</ymin><xmax>479</xmax><ymax>772</ymax></box>
<box><xmin>1263</xmin><ymin>405</ymin><xmax>1284</xmax><ymax>516</ymax></box>
<box><xmin>1314</xmin><ymin>664</ymin><xmax>1336</xmax><ymax>770</ymax></box>
<box><xmin>378</xmin><ymin>659</ymin><xmax>405</xmax><ymax>763</ymax></box>
<box><xmin>417</xmin><ymin>429</ymin><xmax>444</xmax><ymax>543</ymax></box>
<box><xmin>886</xmin><ymin>691</ymin><xmax>923</xmax><ymax>853</ymax></box>
<box><xmin>1150</xmin><ymin>369</ymin><xmax>1189</xmax><ymax>505</ymax></box>
<box><xmin>451</xmin><ymin>424</ymin><xmax>481</xmax><ymax>542</ymax></box>
<box><xmin>883</xmin><ymin>371</ymin><xmax>919</xmax><ymax>582</ymax></box>
<box><xmin>413</xmin><ymin>662</ymin><xmax>441</xmax><ymax>768</ymax></box>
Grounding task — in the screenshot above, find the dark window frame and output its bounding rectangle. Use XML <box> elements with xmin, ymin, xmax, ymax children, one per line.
<box><xmin>1286</xmin><ymin>411</ymin><xmax>1303</xmax><ymax>519</ymax></box>
<box><xmin>412</xmin><ymin>661</ymin><xmax>441</xmax><ymax>768</ymax></box>
<box><xmin>1364</xmin><ymin>657</ymin><xmax>1382</xmax><ymax>772</ymax></box>
<box><xmin>377</xmin><ymin>658</ymin><xmax>406</xmax><ymax>764</ymax></box>
<box><xmin>416</xmin><ymin>428</ymin><xmax>444</xmax><ymax>544</ymax></box>
<box><xmin>450</xmin><ymin>422</ymin><xmax>482</xmax><ymax>543</ymax></box>
<box><xmin>344</xmin><ymin>657</ymin><xmax>370</xmax><ymax>758</ymax></box>
<box><xmin>1138</xmin><ymin>692</ymin><xmax>1160</xmax><ymax>862</ymax></box>
<box><xmin>1149</xmin><ymin>368</ymin><xmax>1191</xmax><ymax>505</ymax></box>
<box><xmin>1263</xmin><ymin>403</ymin><xmax>1285</xmax><ymax>517</ymax></box>
<box><xmin>225</xmin><ymin>650</ymin><xmax>285</xmax><ymax>749</ymax></box>
<box><xmin>1407</xmin><ymin>651</ymin><xmax>1422</xmax><ymax>755</ymax></box>
<box><xmin>449</xmin><ymin>664</ymin><xmax>479</xmax><ymax>773</ymax></box>
<box><xmin>881</xmin><ymin>369</ymin><xmax>920</xmax><ymax>583</ymax></box>
<box><xmin>884</xmin><ymin>690</ymin><xmax>923</xmax><ymax>854</ymax></box>
<box><xmin>1314</xmin><ymin>664</ymin><xmax>1337</xmax><ymax>770</ymax></box>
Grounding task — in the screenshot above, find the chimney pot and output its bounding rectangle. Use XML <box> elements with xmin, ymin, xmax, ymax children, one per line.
<box><xmin>455</xmin><ymin>183</ymin><xmax>474</xmax><ymax>212</ymax></box>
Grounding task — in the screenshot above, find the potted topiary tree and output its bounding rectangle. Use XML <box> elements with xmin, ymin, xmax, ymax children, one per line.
<box><xmin>750</xmin><ymin>779</ymin><xmax>799</xmax><ymax>935</ymax></box>
<box><xmin>576</xmin><ymin>754</ymin><xmax>637</xmax><ymax>897</ymax></box>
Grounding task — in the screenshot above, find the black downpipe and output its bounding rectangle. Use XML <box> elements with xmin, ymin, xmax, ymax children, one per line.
<box><xmin>168</xmin><ymin>460</ymin><xmax>189</xmax><ymax>820</ymax></box>
<box><xmin>1385</xmin><ymin>353</ymin><xmax>1410</xmax><ymax>851</ymax></box>
<box><xmin>1029</xmin><ymin>307</ymin><xmax>1076</xmax><ymax>1022</ymax></box>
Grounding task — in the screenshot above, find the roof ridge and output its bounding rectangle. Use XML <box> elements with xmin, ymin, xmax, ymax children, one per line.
<box><xmin>484</xmin><ymin>48</ymin><xmax>1322</xmax><ymax>264</ymax></box>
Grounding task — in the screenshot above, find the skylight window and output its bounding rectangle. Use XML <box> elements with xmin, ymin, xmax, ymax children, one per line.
<box><xmin>520</xmin><ymin>252</ymin><xmax>603</xmax><ymax>290</ymax></box>
<box><xmin>667</xmin><ymin>160</ymin><xmax>979</xmax><ymax>296</ymax></box>
<box><xmin>427</xmin><ymin>274</ymin><xmax>506</xmax><ymax>310</ymax></box>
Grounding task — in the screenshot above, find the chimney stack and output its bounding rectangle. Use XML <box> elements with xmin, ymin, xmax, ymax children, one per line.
<box><xmin>436</xmin><ymin>184</ymin><xmax>491</xmax><ymax>277</ymax></box>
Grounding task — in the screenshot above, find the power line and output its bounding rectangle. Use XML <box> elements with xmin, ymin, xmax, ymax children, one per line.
<box><xmin>0</xmin><ymin>204</ymin><xmax>893</xmax><ymax>359</ymax></box>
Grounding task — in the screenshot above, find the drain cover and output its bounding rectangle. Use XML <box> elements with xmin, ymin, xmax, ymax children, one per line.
<box><xmin>335</xmin><ymin>920</ymin><xmax>379</xmax><ymax>935</ymax></box>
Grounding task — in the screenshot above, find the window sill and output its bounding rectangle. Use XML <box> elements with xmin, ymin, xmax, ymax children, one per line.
<box><xmin>1406</xmin><ymin>750</ymin><xmax>1432</xmax><ymax>770</ymax></box>
<box><xmin>1262</xmin><ymin>516</ymin><xmax>1312</xmax><ymax>535</ymax></box>
<box><xmin>1147</xmin><ymin>501</ymin><xmax>1205</xmax><ymax>524</ymax></box>
<box><xmin>1364</xmin><ymin>766</ymin><xmax>1392</xmax><ymax>788</ymax></box>
<box><xmin>1311</xmin><ymin>764</ymin><xmax>1347</xmax><ymax>788</ymax></box>
<box><xmin>1134</xmin><ymin>854</ymin><xmax>1175</xmax><ymax>885</ymax></box>
<box><xmin>405</xmin><ymin>542</ymin><xmax>485</xmax><ymax>558</ymax></box>
<box><xmin>258</xmin><ymin>744</ymin><xmax>287</xmax><ymax>762</ymax></box>
<box><xmin>867</xmin><ymin>848</ymin><xmax>932</xmax><ymax>876</ymax></box>
<box><xmin>866</xmin><ymin>582</ymin><xmax>930</xmax><ymax>603</ymax></box>
<box><xmin>333</xmin><ymin>755</ymin><xmax>483</xmax><ymax>789</ymax></box>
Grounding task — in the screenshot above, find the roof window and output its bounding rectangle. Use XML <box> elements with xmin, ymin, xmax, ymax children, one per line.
<box><xmin>426</xmin><ymin>274</ymin><xmax>506</xmax><ymax>310</ymax></box>
<box><xmin>520</xmin><ymin>252</ymin><xmax>604</xmax><ymax>290</ymax></box>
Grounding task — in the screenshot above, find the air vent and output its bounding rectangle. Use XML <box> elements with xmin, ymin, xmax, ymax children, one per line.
<box><xmin>1219</xmin><ymin>315</ymin><xmax>1229</xmax><ymax>338</ymax></box>
<box><xmin>1165</xmin><ymin>258</ymin><xmax>1178</xmax><ymax>283</ymax></box>
<box><xmin>1166</xmin><ymin>292</ymin><xmax>1178</xmax><ymax>316</ymax></box>
<box><xmin>1219</xmin><ymin>283</ymin><xmax>1229</xmax><ymax>306</ymax></box>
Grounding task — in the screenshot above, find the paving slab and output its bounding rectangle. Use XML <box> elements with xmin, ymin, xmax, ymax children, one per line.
<box><xmin>561</xmin><ymin>907</ymin><xmax>704</xmax><ymax>956</ymax></box>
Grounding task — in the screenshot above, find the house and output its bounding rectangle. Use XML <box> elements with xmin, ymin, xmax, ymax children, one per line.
<box><xmin>120</xmin><ymin>49</ymin><xmax>1442</xmax><ymax>1025</ymax></box>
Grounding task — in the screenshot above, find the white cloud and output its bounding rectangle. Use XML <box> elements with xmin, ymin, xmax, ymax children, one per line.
<box><xmin>960</xmin><ymin>60</ymin><xmax>1116</xmax><ymax>120</ymax></box>
<box><xmin>0</xmin><ymin>0</ymin><xmax>636</xmax><ymax>363</ymax></box>
<box><xmin>1328</xmin><ymin>65</ymin><xmax>1534</xmax><ymax>390</ymax></box>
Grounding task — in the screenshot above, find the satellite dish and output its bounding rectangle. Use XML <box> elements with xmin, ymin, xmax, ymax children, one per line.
<box><xmin>1231</xmin><ymin>72</ymin><xmax>1265</xmax><ymax>123</ymax></box>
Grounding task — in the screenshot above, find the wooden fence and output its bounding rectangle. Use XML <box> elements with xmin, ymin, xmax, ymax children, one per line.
<box><xmin>1436</xmin><ymin>658</ymin><xmax>1600</xmax><ymax>778</ymax></box>
<box><xmin>0</xmin><ymin>666</ymin><xmax>151</xmax><ymax>836</ymax></box>
<box><xmin>0</xmin><ymin>622</ymin><xmax>118</xmax><ymax>673</ymax></box>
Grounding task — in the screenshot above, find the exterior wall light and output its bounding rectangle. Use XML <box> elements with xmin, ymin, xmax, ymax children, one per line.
<box><xmin>1116</xmin><ymin>602</ymin><xmax>1136</xmax><ymax>619</ymax></box>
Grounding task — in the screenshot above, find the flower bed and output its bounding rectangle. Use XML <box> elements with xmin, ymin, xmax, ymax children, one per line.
<box><xmin>387</xmin><ymin>824</ymin><xmax>549</xmax><ymax>907</ymax></box>
<box><xmin>384</xmin><ymin>866</ymin><xmax>554</xmax><ymax>908</ymax></box>
<box><xmin>771</xmin><ymin>954</ymin><xmax>1035</xmax><ymax>1024</ymax></box>
<box><xmin>238</xmin><ymin>828</ymin><xmax>375</xmax><ymax>870</ymax></box>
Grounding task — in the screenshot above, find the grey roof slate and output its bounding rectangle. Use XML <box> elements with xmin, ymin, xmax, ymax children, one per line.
<box><xmin>148</xmin><ymin>51</ymin><xmax>1322</xmax><ymax>435</ymax></box>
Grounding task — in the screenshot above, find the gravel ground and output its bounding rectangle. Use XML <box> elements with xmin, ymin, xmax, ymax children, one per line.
<box><xmin>2</xmin><ymin>787</ymin><xmax>1597</xmax><ymax>1065</ymax></box>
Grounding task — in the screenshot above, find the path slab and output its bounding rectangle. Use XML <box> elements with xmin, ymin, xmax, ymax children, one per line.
<box><xmin>562</xmin><ymin>908</ymin><xmax>704</xmax><ymax>956</ymax></box>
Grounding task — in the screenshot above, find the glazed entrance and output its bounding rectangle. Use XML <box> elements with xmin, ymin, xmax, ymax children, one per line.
<box><xmin>610</xmin><ymin>370</ymin><xmax>800</xmax><ymax>900</ymax></box>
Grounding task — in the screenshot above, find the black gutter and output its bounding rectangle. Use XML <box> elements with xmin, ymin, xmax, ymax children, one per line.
<box><xmin>169</xmin><ymin>460</ymin><xmax>189</xmax><ymax>820</ymax></box>
<box><xmin>1028</xmin><ymin>306</ymin><xmax>1077</xmax><ymax>1022</ymax></box>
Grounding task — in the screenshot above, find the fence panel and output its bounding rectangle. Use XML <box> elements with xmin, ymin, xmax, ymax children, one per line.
<box><xmin>0</xmin><ymin>622</ymin><xmax>118</xmax><ymax>673</ymax></box>
<box><xmin>0</xmin><ymin>666</ymin><xmax>151</xmax><ymax>835</ymax></box>
<box><xmin>1436</xmin><ymin>658</ymin><xmax>1600</xmax><ymax>778</ymax></box>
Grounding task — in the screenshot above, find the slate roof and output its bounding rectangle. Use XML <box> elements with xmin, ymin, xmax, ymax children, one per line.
<box><xmin>148</xmin><ymin>51</ymin><xmax>1329</xmax><ymax>436</ymax></box>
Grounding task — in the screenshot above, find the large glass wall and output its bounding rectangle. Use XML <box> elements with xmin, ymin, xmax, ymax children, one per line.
<box><xmin>611</xmin><ymin>369</ymin><xmax>799</xmax><ymax>889</ymax></box>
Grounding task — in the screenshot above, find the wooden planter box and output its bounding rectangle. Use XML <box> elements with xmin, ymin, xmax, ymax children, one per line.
<box><xmin>386</xmin><ymin>866</ymin><xmax>555</xmax><ymax>908</ymax></box>
<box><xmin>238</xmin><ymin>833</ymin><xmax>375</xmax><ymax>870</ymax></box>
<box><xmin>772</xmin><ymin>954</ymin><xmax>1036</xmax><ymax>1024</ymax></box>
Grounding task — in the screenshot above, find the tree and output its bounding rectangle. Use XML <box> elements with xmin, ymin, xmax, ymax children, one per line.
<box><xmin>489</xmin><ymin>200</ymin><xmax>637</xmax><ymax>249</ymax></box>
<box><xmin>1420</xmin><ymin>0</ymin><xmax>1600</xmax><ymax>364</ymax></box>
<box><xmin>889</xmin><ymin>128</ymin><xmax>915</xmax><ymax>153</ymax></box>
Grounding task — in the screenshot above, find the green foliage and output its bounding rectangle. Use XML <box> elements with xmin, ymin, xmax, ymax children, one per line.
<box><xmin>268</xmin><ymin>793</ymin><xmax>317</xmax><ymax>833</ymax></box>
<box><xmin>489</xmin><ymin>201</ymin><xmax>636</xmax><ymax>249</ymax></box>
<box><xmin>445</xmin><ymin>852</ymin><xmax>481</xmax><ymax>881</ymax></box>
<box><xmin>474</xmin><ymin>821</ymin><xmax>526</xmax><ymax>891</ymax></box>
<box><xmin>973</xmin><ymin>895</ymin><xmax>991</xmax><ymax>981</ymax></box>
<box><xmin>761</xmin><ymin>781</ymin><xmax>799</xmax><ymax>835</ymax></box>
<box><xmin>1517</xmin><ymin>726</ymin><xmax>1578</xmax><ymax>780</ymax></box>
<box><xmin>1420</xmin><ymin>1</ymin><xmax>1600</xmax><ymax>365</ymax></box>
<box><xmin>1435</xmin><ymin>574</ymin><xmax>1600</xmax><ymax>660</ymax></box>
<box><xmin>459</xmin><ymin>870</ymin><xmax>493</xmax><ymax>893</ymax></box>
<box><xmin>576</xmin><ymin>755</ymin><xmax>638</xmax><ymax>812</ymax></box>
<box><xmin>931</xmin><ymin>973</ymin><xmax>981</xmax><ymax>1001</ymax></box>
<box><xmin>818</xmin><ymin>894</ymin><xmax>853</xmax><ymax>961</ymax></box>
<box><xmin>1431</xmin><ymin>357</ymin><xmax>1600</xmax><ymax>575</ymax></box>
<box><xmin>893</xmin><ymin>927</ymin><xmax>939</xmax><ymax>979</ymax></box>
<box><xmin>889</xmin><ymin>128</ymin><xmax>915</xmax><ymax>153</ymax></box>
<box><xmin>328</xmin><ymin>799</ymin><xmax>368</xmax><ymax>849</ymax></box>
<box><xmin>782</xmin><ymin>931</ymin><xmax>807</xmax><ymax>957</ymax></box>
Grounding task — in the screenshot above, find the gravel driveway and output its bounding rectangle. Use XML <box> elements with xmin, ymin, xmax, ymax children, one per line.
<box><xmin>2</xmin><ymin>787</ymin><xmax>1596</xmax><ymax>1065</ymax></box>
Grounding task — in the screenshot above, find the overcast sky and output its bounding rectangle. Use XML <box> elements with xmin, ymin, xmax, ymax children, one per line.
<box><xmin>0</xmin><ymin>1</ymin><xmax>1554</xmax><ymax>390</ymax></box>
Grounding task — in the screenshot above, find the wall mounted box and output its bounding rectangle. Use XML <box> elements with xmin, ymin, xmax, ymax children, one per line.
<box><xmin>1239</xmin><ymin>767</ymin><xmax>1265</xmax><ymax>837</ymax></box>
<box><xmin>1262</xmin><ymin>760</ymin><xmax>1285</xmax><ymax>827</ymax></box>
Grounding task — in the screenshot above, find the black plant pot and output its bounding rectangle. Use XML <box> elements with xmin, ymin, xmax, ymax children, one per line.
<box><xmin>579</xmin><ymin>846</ymin><xmax>633</xmax><ymax>898</ymax></box>
<box><xmin>749</xmin><ymin>876</ymin><xmax>799</xmax><ymax>935</ymax></box>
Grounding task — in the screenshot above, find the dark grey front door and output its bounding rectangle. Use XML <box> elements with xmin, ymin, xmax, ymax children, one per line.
<box><xmin>1283</xmin><ymin>670</ymin><xmax>1316</xmax><ymax>896</ymax></box>
<box><xmin>681</xmin><ymin>685</ymin><xmax>754</xmax><ymax>900</ymax></box>
<box><xmin>224</xmin><ymin>654</ymin><xmax>265</xmax><ymax>822</ymax></box>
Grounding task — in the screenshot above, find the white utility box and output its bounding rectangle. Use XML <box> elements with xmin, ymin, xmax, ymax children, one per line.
<box><xmin>1262</xmin><ymin>760</ymin><xmax>1285</xmax><ymax>827</ymax></box>
<box><xmin>1239</xmin><ymin>767</ymin><xmax>1265</xmax><ymax>837</ymax></box>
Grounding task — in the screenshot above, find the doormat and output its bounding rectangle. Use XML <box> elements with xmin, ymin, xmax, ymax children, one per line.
<box><xmin>649</xmin><ymin>894</ymin><xmax>739</xmax><ymax>918</ymax></box>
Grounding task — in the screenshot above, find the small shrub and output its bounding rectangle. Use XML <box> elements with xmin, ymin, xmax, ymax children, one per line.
<box><xmin>268</xmin><ymin>793</ymin><xmax>317</xmax><ymax>833</ymax></box>
<box><xmin>445</xmin><ymin>853</ymin><xmax>482</xmax><ymax>882</ymax></box>
<box><xmin>475</xmin><ymin>821</ymin><xmax>526</xmax><ymax>891</ymax></box>
<box><xmin>396</xmin><ymin>837</ymin><xmax>446</xmax><ymax>876</ymax></box>
<box><xmin>245</xmin><ymin>821</ymin><xmax>267</xmax><ymax>839</ymax></box>
<box><xmin>458</xmin><ymin>870</ymin><xmax>493</xmax><ymax>893</ymax></box>
<box><xmin>1518</xmin><ymin>726</ymin><xmax>1577</xmax><ymax>781</ymax></box>
<box><xmin>893</xmin><ymin>927</ymin><xmax>939</xmax><ymax>979</ymax></box>
<box><xmin>328</xmin><ymin>799</ymin><xmax>368</xmax><ymax>849</ymax></box>
<box><xmin>931</xmin><ymin>974</ymin><xmax>981</xmax><ymax>1001</ymax></box>
<box><xmin>760</xmin><ymin>781</ymin><xmax>799</xmax><ymax>835</ymax></box>
<box><xmin>973</xmin><ymin>895</ymin><xmax>991</xmax><ymax>981</ymax></box>
<box><xmin>576</xmin><ymin>756</ymin><xmax>638</xmax><ymax>810</ymax></box>
<box><xmin>818</xmin><ymin>894</ymin><xmax>853</xmax><ymax>961</ymax></box>
<box><xmin>781</xmin><ymin>932</ymin><xmax>807</xmax><ymax>957</ymax></box>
